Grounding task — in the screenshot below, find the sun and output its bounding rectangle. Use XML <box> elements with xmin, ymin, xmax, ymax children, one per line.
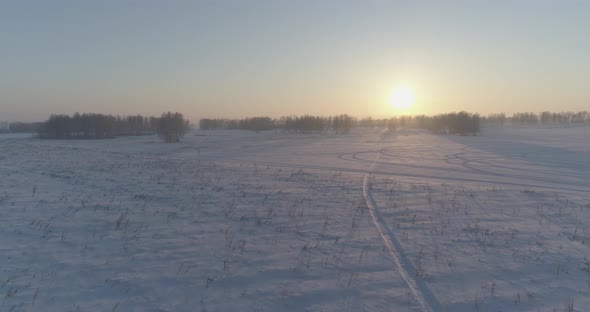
<box><xmin>389</xmin><ymin>85</ymin><xmax>415</xmax><ymax>111</ymax></box>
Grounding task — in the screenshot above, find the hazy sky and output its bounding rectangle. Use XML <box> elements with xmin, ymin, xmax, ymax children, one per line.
<box><xmin>1</xmin><ymin>1</ymin><xmax>589</xmax><ymax>121</ymax></box>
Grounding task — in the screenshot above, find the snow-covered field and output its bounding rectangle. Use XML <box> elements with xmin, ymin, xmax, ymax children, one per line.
<box><xmin>1</xmin><ymin>126</ymin><xmax>589</xmax><ymax>312</ymax></box>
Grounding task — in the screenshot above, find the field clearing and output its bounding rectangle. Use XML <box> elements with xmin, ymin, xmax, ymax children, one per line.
<box><xmin>1</xmin><ymin>126</ymin><xmax>589</xmax><ymax>311</ymax></box>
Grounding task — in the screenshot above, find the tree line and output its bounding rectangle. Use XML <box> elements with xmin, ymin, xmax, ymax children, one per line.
<box><xmin>482</xmin><ymin>111</ymin><xmax>589</xmax><ymax>125</ymax></box>
<box><xmin>199</xmin><ymin>113</ymin><xmax>479</xmax><ymax>134</ymax></box>
<box><xmin>200</xmin><ymin>114</ymin><xmax>356</xmax><ymax>134</ymax></box>
<box><xmin>37</xmin><ymin>112</ymin><xmax>189</xmax><ymax>142</ymax></box>
<box><xmin>5</xmin><ymin>110</ymin><xmax>586</xmax><ymax>139</ymax></box>
<box><xmin>38</xmin><ymin>113</ymin><xmax>158</xmax><ymax>139</ymax></box>
<box><xmin>370</xmin><ymin>113</ymin><xmax>480</xmax><ymax>135</ymax></box>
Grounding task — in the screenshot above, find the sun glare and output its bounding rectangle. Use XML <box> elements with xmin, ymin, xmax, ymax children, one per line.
<box><xmin>389</xmin><ymin>86</ymin><xmax>415</xmax><ymax>111</ymax></box>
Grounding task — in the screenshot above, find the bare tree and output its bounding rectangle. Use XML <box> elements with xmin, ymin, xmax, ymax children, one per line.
<box><xmin>157</xmin><ymin>112</ymin><xmax>189</xmax><ymax>142</ymax></box>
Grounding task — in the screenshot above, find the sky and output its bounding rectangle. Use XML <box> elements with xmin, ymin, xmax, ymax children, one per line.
<box><xmin>1</xmin><ymin>1</ymin><xmax>589</xmax><ymax>121</ymax></box>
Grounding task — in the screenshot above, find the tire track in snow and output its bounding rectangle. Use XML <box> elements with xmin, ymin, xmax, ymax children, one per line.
<box><xmin>220</xmin><ymin>157</ymin><xmax>590</xmax><ymax>196</ymax></box>
<box><xmin>363</xmin><ymin>141</ymin><xmax>441</xmax><ymax>312</ymax></box>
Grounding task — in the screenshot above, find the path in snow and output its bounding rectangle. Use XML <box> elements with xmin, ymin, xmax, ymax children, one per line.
<box><xmin>362</xmin><ymin>133</ymin><xmax>440</xmax><ymax>312</ymax></box>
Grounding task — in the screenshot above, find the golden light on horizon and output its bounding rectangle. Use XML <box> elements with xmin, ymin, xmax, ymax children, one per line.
<box><xmin>389</xmin><ymin>85</ymin><xmax>415</xmax><ymax>112</ymax></box>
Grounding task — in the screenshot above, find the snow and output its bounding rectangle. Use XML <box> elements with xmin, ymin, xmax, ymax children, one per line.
<box><xmin>0</xmin><ymin>125</ymin><xmax>589</xmax><ymax>311</ymax></box>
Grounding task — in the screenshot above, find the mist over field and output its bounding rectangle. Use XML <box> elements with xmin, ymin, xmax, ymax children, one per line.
<box><xmin>2</xmin><ymin>1</ymin><xmax>590</xmax><ymax>311</ymax></box>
